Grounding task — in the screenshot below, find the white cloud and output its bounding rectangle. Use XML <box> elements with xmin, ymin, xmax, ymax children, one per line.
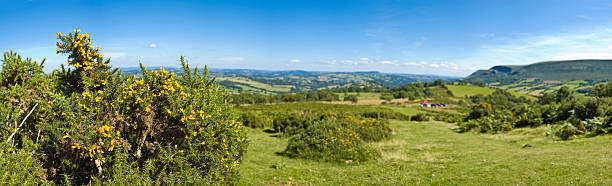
<box><xmin>439</xmin><ymin>63</ymin><xmax>459</xmax><ymax>70</ymax></box>
<box><xmin>148</xmin><ymin>44</ymin><xmax>158</xmax><ymax>48</ymax></box>
<box><xmin>428</xmin><ymin>63</ymin><xmax>440</xmax><ymax>68</ymax></box>
<box><xmin>379</xmin><ymin>60</ymin><xmax>399</xmax><ymax>66</ymax></box>
<box><xmin>342</xmin><ymin>60</ymin><xmax>357</xmax><ymax>65</ymax></box>
<box><xmin>218</xmin><ymin>57</ymin><xmax>244</xmax><ymax>62</ymax></box>
<box><xmin>467</xmin><ymin>66</ymin><xmax>481</xmax><ymax>71</ymax></box>
<box><xmin>289</xmin><ymin>59</ymin><xmax>302</xmax><ymax>63</ymax></box>
<box><xmin>403</xmin><ymin>62</ymin><xmax>420</xmax><ymax>66</ymax></box>
<box><xmin>319</xmin><ymin>59</ymin><xmax>337</xmax><ymax>65</ymax></box>
<box><xmin>462</xmin><ymin>28</ymin><xmax>612</xmax><ymax>69</ymax></box>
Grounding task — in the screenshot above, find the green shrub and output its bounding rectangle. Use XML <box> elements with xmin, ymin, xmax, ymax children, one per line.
<box><xmin>457</xmin><ymin>119</ymin><xmax>478</xmax><ymax>133</ymax></box>
<box><xmin>548</xmin><ymin>122</ymin><xmax>579</xmax><ymax>140</ymax></box>
<box><xmin>0</xmin><ymin>51</ymin><xmax>51</xmax><ymax>147</ymax></box>
<box><xmin>360</xmin><ymin>110</ymin><xmax>410</xmax><ymax>120</ymax></box>
<box><xmin>272</xmin><ymin>111</ymin><xmax>316</xmax><ymax>135</ymax></box>
<box><xmin>283</xmin><ymin>119</ymin><xmax>379</xmax><ymax>162</ymax></box>
<box><xmin>380</xmin><ymin>94</ymin><xmax>394</xmax><ymax>101</ymax></box>
<box><xmin>240</xmin><ymin>111</ymin><xmax>266</xmax><ymax>128</ymax></box>
<box><xmin>0</xmin><ymin>142</ymin><xmax>49</xmax><ymax>185</ymax></box>
<box><xmin>410</xmin><ymin>113</ymin><xmax>430</xmax><ymax>121</ymax></box>
<box><xmin>340</xmin><ymin>116</ymin><xmax>391</xmax><ymax>142</ymax></box>
<box><xmin>458</xmin><ymin>110</ymin><xmax>513</xmax><ymax>134</ymax></box>
<box><xmin>467</xmin><ymin>103</ymin><xmax>492</xmax><ymax>120</ymax></box>
<box><xmin>582</xmin><ymin>116</ymin><xmax>612</xmax><ymax>136</ymax></box>
<box><xmin>512</xmin><ymin>105</ymin><xmax>543</xmax><ymax>127</ymax></box>
<box><xmin>344</xmin><ymin>94</ymin><xmax>358</xmax><ymax>103</ymax></box>
<box><xmin>0</xmin><ymin>30</ymin><xmax>247</xmax><ymax>185</ymax></box>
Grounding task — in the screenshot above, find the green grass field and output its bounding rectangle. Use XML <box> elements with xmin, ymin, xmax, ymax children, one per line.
<box><xmin>239</xmin><ymin>120</ymin><xmax>612</xmax><ymax>185</ymax></box>
<box><xmin>447</xmin><ymin>85</ymin><xmax>537</xmax><ymax>101</ymax></box>
<box><xmin>447</xmin><ymin>85</ymin><xmax>495</xmax><ymax>97</ymax></box>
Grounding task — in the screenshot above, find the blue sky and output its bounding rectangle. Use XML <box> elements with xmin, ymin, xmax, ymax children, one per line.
<box><xmin>2</xmin><ymin>0</ymin><xmax>612</xmax><ymax>76</ymax></box>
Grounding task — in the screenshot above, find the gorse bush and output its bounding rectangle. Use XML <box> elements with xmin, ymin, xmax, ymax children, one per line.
<box><xmin>467</xmin><ymin>102</ymin><xmax>492</xmax><ymax>120</ymax></box>
<box><xmin>271</xmin><ymin>111</ymin><xmax>392</xmax><ymax>140</ymax></box>
<box><xmin>339</xmin><ymin>116</ymin><xmax>392</xmax><ymax>142</ymax></box>
<box><xmin>272</xmin><ymin>111</ymin><xmax>318</xmax><ymax>136</ymax></box>
<box><xmin>283</xmin><ymin>118</ymin><xmax>380</xmax><ymax>162</ymax></box>
<box><xmin>270</xmin><ymin>111</ymin><xmax>389</xmax><ymax>162</ymax></box>
<box><xmin>0</xmin><ymin>141</ymin><xmax>49</xmax><ymax>185</ymax></box>
<box><xmin>0</xmin><ymin>30</ymin><xmax>246</xmax><ymax>185</ymax></box>
<box><xmin>0</xmin><ymin>51</ymin><xmax>51</xmax><ymax>145</ymax></box>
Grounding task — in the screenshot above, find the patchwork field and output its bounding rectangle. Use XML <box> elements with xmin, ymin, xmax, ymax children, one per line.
<box><xmin>217</xmin><ymin>77</ymin><xmax>295</xmax><ymax>94</ymax></box>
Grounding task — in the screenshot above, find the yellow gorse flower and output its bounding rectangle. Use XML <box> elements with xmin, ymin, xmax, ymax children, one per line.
<box><xmin>82</xmin><ymin>91</ymin><xmax>90</xmax><ymax>99</ymax></box>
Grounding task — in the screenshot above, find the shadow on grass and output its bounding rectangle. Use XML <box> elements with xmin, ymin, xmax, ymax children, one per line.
<box><xmin>262</xmin><ymin>128</ymin><xmax>286</xmax><ymax>138</ymax></box>
<box><xmin>274</xmin><ymin>151</ymin><xmax>290</xmax><ymax>157</ymax></box>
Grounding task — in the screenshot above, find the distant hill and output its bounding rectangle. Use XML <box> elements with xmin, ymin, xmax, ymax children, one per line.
<box><xmin>121</xmin><ymin>67</ymin><xmax>459</xmax><ymax>94</ymax></box>
<box><xmin>464</xmin><ymin>59</ymin><xmax>612</xmax><ymax>95</ymax></box>
<box><xmin>465</xmin><ymin>60</ymin><xmax>612</xmax><ymax>83</ymax></box>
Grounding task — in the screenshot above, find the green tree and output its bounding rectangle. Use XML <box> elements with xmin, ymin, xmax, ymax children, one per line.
<box><xmin>344</xmin><ymin>94</ymin><xmax>359</xmax><ymax>103</ymax></box>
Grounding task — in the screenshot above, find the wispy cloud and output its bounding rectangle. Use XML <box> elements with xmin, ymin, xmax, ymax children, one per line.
<box><xmin>379</xmin><ymin>60</ymin><xmax>399</xmax><ymax>66</ymax></box>
<box><xmin>467</xmin><ymin>66</ymin><xmax>481</xmax><ymax>71</ymax></box>
<box><xmin>289</xmin><ymin>59</ymin><xmax>302</xmax><ymax>63</ymax></box>
<box><xmin>148</xmin><ymin>44</ymin><xmax>158</xmax><ymax>48</ymax></box>
<box><xmin>461</xmin><ymin>28</ymin><xmax>612</xmax><ymax>68</ymax></box>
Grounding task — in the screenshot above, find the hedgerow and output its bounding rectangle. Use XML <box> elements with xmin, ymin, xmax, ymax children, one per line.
<box><xmin>0</xmin><ymin>30</ymin><xmax>247</xmax><ymax>185</ymax></box>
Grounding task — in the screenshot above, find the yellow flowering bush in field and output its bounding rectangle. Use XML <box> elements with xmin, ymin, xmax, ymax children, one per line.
<box><xmin>0</xmin><ymin>30</ymin><xmax>246</xmax><ymax>185</ymax></box>
<box><xmin>283</xmin><ymin>118</ymin><xmax>380</xmax><ymax>162</ymax></box>
<box><xmin>115</xmin><ymin>60</ymin><xmax>246</xmax><ymax>183</ymax></box>
<box><xmin>340</xmin><ymin>116</ymin><xmax>392</xmax><ymax>142</ymax></box>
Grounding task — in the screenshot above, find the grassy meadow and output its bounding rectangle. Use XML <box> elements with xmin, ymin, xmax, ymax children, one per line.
<box><xmin>447</xmin><ymin>84</ymin><xmax>537</xmax><ymax>101</ymax></box>
<box><xmin>447</xmin><ymin>85</ymin><xmax>495</xmax><ymax>97</ymax></box>
<box><xmin>240</xmin><ymin>117</ymin><xmax>612</xmax><ymax>185</ymax></box>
